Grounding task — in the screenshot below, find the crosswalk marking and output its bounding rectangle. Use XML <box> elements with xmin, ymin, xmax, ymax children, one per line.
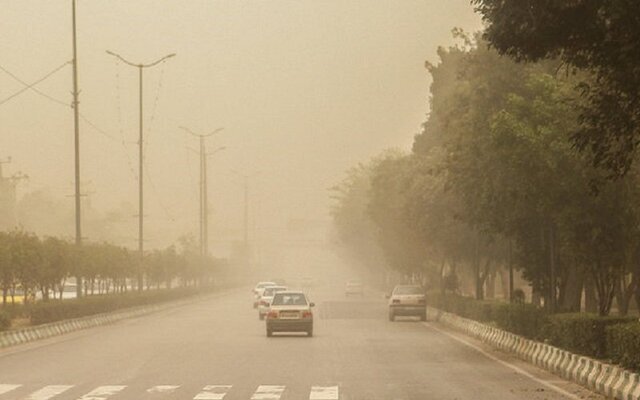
<box><xmin>147</xmin><ymin>385</ymin><xmax>180</xmax><ymax>394</ymax></box>
<box><xmin>309</xmin><ymin>386</ymin><xmax>339</xmax><ymax>400</ymax></box>
<box><xmin>76</xmin><ymin>385</ymin><xmax>126</xmax><ymax>400</ymax></box>
<box><xmin>193</xmin><ymin>385</ymin><xmax>232</xmax><ymax>400</ymax></box>
<box><xmin>0</xmin><ymin>385</ymin><xmax>21</xmax><ymax>395</ymax></box>
<box><xmin>0</xmin><ymin>383</ymin><xmax>341</xmax><ymax>399</ymax></box>
<box><xmin>250</xmin><ymin>385</ymin><xmax>285</xmax><ymax>400</ymax></box>
<box><xmin>26</xmin><ymin>385</ymin><xmax>74</xmax><ymax>400</ymax></box>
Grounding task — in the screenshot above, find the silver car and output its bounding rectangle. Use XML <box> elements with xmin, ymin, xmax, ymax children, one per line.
<box><xmin>265</xmin><ymin>291</ymin><xmax>315</xmax><ymax>337</ymax></box>
<box><xmin>387</xmin><ymin>285</ymin><xmax>426</xmax><ymax>322</ymax></box>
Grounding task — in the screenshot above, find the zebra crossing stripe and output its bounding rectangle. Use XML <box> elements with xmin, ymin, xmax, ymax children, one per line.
<box><xmin>0</xmin><ymin>385</ymin><xmax>21</xmax><ymax>395</ymax></box>
<box><xmin>193</xmin><ymin>385</ymin><xmax>232</xmax><ymax>400</ymax></box>
<box><xmin>76</xmin><ymin>385</ymin><xmax>126</xmax><ymax>400</ymax></box>
<box><xmin>147</xmin><ymin>385</ymin><xmax>180</xmax><ymax>394</ymax></box>
<box><xmin>26</xmin><ymin>385</ymin><xmax>74</xmax><ymax>400</ymax></box>
<box><xmin>250</xmin><ymin>385</ymin><xmax>285</xmax><ymax>400</ymax></box>
<box><xmin>309</xmin><ymin>386</ymin><xmax>339</xmax><ymax>400</ymax></box>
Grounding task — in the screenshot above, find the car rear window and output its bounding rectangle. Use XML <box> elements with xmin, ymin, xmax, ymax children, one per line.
<box><xmin>393</xmin><ymin>286</ymin><xmax>423</xmax><ymax>295</ymax></box>
<box><xmin>272</xmin><ymin>293</ymin><xmax>308</xmax><ymax>306</ymax></box>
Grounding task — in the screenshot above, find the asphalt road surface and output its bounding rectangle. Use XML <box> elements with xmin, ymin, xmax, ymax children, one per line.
<box><xmin>0</xmin><ymin>283</ymin><xmax>603</xmax><ymax>400</ymax></box>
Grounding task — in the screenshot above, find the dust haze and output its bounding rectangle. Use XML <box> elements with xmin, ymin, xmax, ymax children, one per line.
<box><xmin>0</xmin><ymin>1</ymin><xmax>481</xmax><ymax>274</ymax></box>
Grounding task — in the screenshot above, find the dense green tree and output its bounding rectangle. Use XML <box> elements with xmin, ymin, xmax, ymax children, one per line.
<box><xmin>473</xmin><ymin>0</ymin><xmax>640</xmax><ymax>177</ymax></box>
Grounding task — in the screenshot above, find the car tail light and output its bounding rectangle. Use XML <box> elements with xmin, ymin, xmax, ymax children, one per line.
<box><xmin>392</xmin><ymin>299</ymin><xmax>400</xmax><ymax>304</ymax></box>
<box><xmin>260</xmin><ymin>300</ymin><xmax>269</xmax><ymax>306</ymax></box>
<box><xmin>302</xmin><ymin>311</ymin><xmax>312</xmax><ymax>318</ymax></box>
<box><xmin>267</xmin><ymin>311</ymin><xmax>278</xmax><ymax>319</ymax></box>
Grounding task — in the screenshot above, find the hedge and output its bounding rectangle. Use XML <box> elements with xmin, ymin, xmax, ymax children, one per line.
<box><xmin>541</xmin><ymin>313</ymin><xmax>634</xmax><ymax>359</ymax></box>
<box><xmin>607</xmin><ymin>322</ymin><xmax>640</xmax><ymax>371</ymax></box>
<box><xmin>29</xmin><ymin>287</ymin><xmax>208</xmax><ymax>325</ymax></box>
<box><xmin>0</xmin><ymin>311</ymin><xmax>10</xmax><ymax>331</ymax></box>
<box><xmin>430</xmin><ymin>292</ymin><xmax>640</xmax><ymax>371</ymax></box>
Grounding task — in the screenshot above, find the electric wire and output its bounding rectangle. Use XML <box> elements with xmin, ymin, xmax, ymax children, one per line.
<box><xmin>0</xmin><ymin>61</ymin><xmax>71</xmax><ymax>107</ymax></box>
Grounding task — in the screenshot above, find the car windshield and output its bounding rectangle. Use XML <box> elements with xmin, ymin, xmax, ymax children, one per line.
<box><xmin>394</xmin><ymin>286</ymin><xmax>423</xmax><ymax>295</ymax></box>
<box><xmin>263</xmin><ymin>287</ymin><xmax>286</xmax><ymax>297</ymax></box>
<box><xmin>257</xmin><ymin>282</ymin><xmax>275</xmax><ymax>289</ymax></box>
<box><xmin>271</xmin><ymin>293</ymin><xmax>308</xmax><ymax>306</ymax></box>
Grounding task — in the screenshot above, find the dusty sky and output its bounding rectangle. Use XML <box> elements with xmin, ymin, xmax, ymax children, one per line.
<box><xmin>0</xmin><ymin>1</ymin><xmax>481</xmax><ymax>253</ymax></box>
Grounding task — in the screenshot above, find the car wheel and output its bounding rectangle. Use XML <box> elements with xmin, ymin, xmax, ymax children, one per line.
<box><xmin>266</xmin><ymin>329</ymin><xmax>273</xmax><ymax>337</ymax></box>
<box><xmin>388</xmin><ymin>311</ymin><xmax>395</xmax><ymax>322</ymax></box>
<box><xmin>307</xmin><ymin>329</ymin><xmax>313</xmax><ymax>337</ymax></box>
<box><xmin>420</xmin><ymin>311</ymin><xmax>427</xmax><ymax>322</ymax></box>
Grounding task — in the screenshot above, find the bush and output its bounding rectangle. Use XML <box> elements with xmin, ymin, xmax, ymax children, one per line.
<box><xmin>607</xmin><ymin>322</ymin><xmax>640</xmax><ymax>371</ymax></box>
<box><xmin>493</xmin><ymin>302</ymin><xmax>547</xmax><ymax>339</ymax></box>
<box><xmin>540</xmin><ymin>313</ymin><xmax>634</xmax><ymax>359</ymax></box>
<box><xmin>30</xmin><ymin>287</ymin><xmax>205</xmax><ymax>325</ymax></box>
<box><xmin>0</xmin><ymin>311</ymin><xmax>10</xmax><ymax>331</ymax></box>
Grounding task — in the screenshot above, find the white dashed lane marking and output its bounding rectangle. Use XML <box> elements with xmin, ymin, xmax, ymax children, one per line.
<box><xmin>250</xmin><ymin>385</ymin><xmax>286</xmax><ymax>400</ymax></box>
<box><xmin>0</xmin><ymin>385</ymin><xmax>20</xmax><ymax>396</ymax></box>
<box><xmin>26</xmin><ymin>385</ymin><xmax>74</xmax><ymax>400</ymax></box>
<box><xmin>0</xmin><ymin>384</ymin><xmax>341</xmax><ymax>399</ymax></box>
<box><xmin>309</xmin><ymin>386</ymin><xmax>339</xmax><ymax>400</ymax></box>
<box><xmin>76</xmin><ymin>385</ymin><xmax>127</xmax><ymax>400</ymax></box>
<box><xmin>147</xmin><ymin>385</ymin><xmax>180</xmax><ymax>394</ymax></box>
<box><xmin>193</xmin><ymin>385</ymin><xmax>233</xmax><ymax>400</ymax></box>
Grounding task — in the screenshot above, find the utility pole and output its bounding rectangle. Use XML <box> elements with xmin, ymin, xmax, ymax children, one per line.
<box><xmin>203</xmin><ymin>146</ymin><xmax>226</xmax><ymax>257</ymax></box>
<box><xmin>231</xmin><ymin>171</ymin><xmax>259</xmax><ymax>261</ymax></box>
<box><xmin>107</xmin><ymin>50</ymin><xmax>175</xmax><ymax>291</ymax></box>
<box><xmin>71</xmin><ymin>0</ymin><xmax>83</xmax><ymax>298</ymax></box>
<box><xmin>180</xmin><ymin>127</ymin><xmax>224</xmax><ymax>257</ymax></box>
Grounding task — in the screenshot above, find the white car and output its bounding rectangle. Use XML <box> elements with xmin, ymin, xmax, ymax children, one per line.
<box><xmin>345</xmin><ymin>280</ymin><xmax>364</xmax><ymax>296</ymax></box>
<box><xmin>387</xmin><ymin>285</ymin><xmax>426</xmax><ymax>321</ymax></box>
<box><xmin>266</xmin><ymin>291</ymin><xmax>315</xmax><ymax>337</ymax></box>
<box><xmin>253</xmin><ymin>281</ymin><xmax>276</xmax><ymax>308</ymax></box>
<box><xmin>257</xmin><ymin>285</ymin><xmax>287</xmax><ymax>320</ymax></box>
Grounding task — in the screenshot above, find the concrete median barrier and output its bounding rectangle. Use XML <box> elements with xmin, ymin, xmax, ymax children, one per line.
<box><xmin>429</xmin><ymin>306</ymin><xmax>640</xmax><ymax>400</ymax></box>
<box><xmin>0</xmin><ymin>292</ymin><xmax>222</xmax><ymax>351</ymax></box>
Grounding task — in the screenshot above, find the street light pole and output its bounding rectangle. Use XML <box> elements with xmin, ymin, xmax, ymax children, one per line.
<box><xmin>203</xmin><ymin>146</ymin><xmax>226</xmax><ymax>257</ymax></box>
<box><xmin>180</xmin><ymin>127</ymin><xmax>224</xmax><ymax>257</ymax></box>
<box><xmin>71</xmin><ymin>0</ymin><xmax>83</xmax><ymax>298</ymax></box>
<box><xmin>106</xmin><ymin>50</ymin><xmax>175</xmax><ymax>291</ymax></box>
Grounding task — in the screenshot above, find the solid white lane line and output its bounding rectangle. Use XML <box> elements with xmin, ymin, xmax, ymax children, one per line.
<box><xmin>250</xmin><ymin>385</ymin><xmax>285</xmax><ymax>400</ymax></box>
<box><xmin>147</xmin><ymin>385</ymin><xmax>180</xmax><ymax>394</ymax></box>
<box><xmin>0</xmin><ymin>384</ymin><xmax>21</xmax><ymax>395</ymax></box>
<box><xmin>422</xmin><ymin>322</ymin><xmax>581</xmax><ymax>400</ymax></box>
<box><xmin>76</xmin><ymin>385</ymin><xmax>127</xmax><ymax>400</ymax></box>
<box><xmin>309</xmin><ymin>386</ymin><xmax>339</xmax><ymax>400</ymax></box>
<box><xmin>26</xmin><ymin>385</ymin><xmax>74</xmax><ymax>400</ymax></box>
<box><xmin>193</xmin><ymin>385</ymin><xmax>232</xmax><ymax>400</ymax></box>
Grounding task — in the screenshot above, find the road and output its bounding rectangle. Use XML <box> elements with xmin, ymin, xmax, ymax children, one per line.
<box><xmin>0</xmin><ymin>283</ymin><xmax>603</xmax><ymax>400</ymax></box>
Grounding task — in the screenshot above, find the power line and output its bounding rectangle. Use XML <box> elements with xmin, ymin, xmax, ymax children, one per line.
<box><xmin>0</xmin><ymin>61</ymin><xmax>71</xmax><ymax>107</ymax></box>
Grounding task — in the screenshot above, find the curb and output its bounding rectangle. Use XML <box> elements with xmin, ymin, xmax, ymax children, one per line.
<box><xmin>430</xmin><ymin>307</ymin><xmax>640</xmax><ymax>400</ymax></box>
<box><xmin>0</xmin><ymin>290</ymin><xmax>222</xmax><ymax>350</ymax></box>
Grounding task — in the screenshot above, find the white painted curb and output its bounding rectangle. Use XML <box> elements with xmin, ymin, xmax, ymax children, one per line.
<box><xmin>0</xmin><ymin>291</ymin><xmax>218</xmax><ymax>350</ymax></box>
<box><xmin>430</xmin><ymin>307</ymin><xmax>640</xmax><ymax>400</ymax></box>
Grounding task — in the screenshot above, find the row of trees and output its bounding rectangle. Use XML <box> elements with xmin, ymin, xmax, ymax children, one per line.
<box><xmin>332</xmin><ymin>30</ymin><xmax>640</xmax><ymax>316</ymax></box>
<box><xmin>0</xmin><ymin>231</ymin><xmax>223</xmax><ymax>305</ymax></box>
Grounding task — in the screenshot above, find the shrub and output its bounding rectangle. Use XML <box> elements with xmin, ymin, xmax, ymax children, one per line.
<box><xmin>493</xmin><ymin>302</ymin><xmax>547</xmax><ymax>339</ymax></box>
<box><xmin>30</xmin><ymin>287</ymin><xmax>204</xmax><ymax>325</ymax></box>
<box><xmin>0</xmin><ymin>311</ymin><xmax>10</xmax><ymax>331</ymax></box>
<box><xmin>606</xmin><ymin>322</ymin><xmax>640</xmax><ymax>371</ymax></box>
<box><xmin>540</xmin><ymin>313</ymin><xmax>634</xmax><ymax>359</ymax></box>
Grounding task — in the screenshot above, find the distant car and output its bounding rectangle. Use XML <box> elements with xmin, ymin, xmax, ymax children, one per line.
<box><xmin>253</xmin><ymin>281</ymin><xmax>277</xmax><ymax>308</ymax></box>
<box><xmin>345</xmin><ymin>280</ymin><xmax>364</xmax><ymax>296</ymax></box>
<box><xmin>387</xmin><ymin>285</ymin><xmax>426</xmax><ymax>322</ymax></box>
<box><xmin>271</xmin><ymin>278</ymin><xmax>287</xmax><ymax>286</ymax></box>
<box><xmin>266</xmin><ymin>291</ymin><xmax>315</xmax><ymax>337</ymax></box>
<box><xmin>257</xmin><ymin>285</ymin><xmax>288</xmax><ymax>320</ymax></box>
